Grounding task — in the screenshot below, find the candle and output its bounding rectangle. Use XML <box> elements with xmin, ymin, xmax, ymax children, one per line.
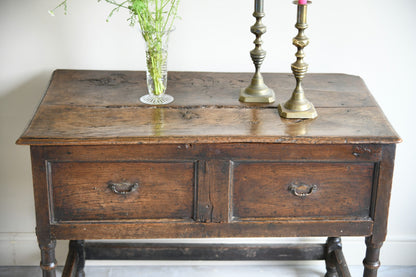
<box><xmin>255</xmin><ymin>0</ymin><xmax>264</xmax><ymax>13</ymax></box>
<box><xmin>297</xmin><ymin>0</ymin><xmax>308</xmax><ymax>24</ymax></box>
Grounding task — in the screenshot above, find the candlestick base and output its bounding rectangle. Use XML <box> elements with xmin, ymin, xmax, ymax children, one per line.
<box><xmin>240</xmin><ymin>74</ymin><xmax>275</xmax><ymax>103</ymax></box>
<box><xmin>277</xmin><ymin>102</ymin><xmax>317</xmax><ymax>119</ymax></box>
<box><xmin>240</xmin><ymin>88</ymin><xmax>275</xmax><ymax>103</ymax></box>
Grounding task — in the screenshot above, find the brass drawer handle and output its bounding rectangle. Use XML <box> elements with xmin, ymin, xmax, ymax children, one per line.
<box><xmin>288</xmin><ymin>183</ymin><xmax>317</xmax><ymax>198</ymax></box>
<box><xmin>108</xmin><ymin>182</ymin><xmax>139</xmax><ymax>195</ymax></box>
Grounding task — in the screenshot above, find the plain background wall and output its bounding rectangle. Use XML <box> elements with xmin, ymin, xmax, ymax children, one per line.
<box><xmin>1</xmin><ymin>0</ymin><xmax>415</xmax><ymax>267</ymax></box>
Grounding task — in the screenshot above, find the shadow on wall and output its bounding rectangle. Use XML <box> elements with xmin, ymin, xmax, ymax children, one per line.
<box><xmin>0</xmin><ymin>71</ymin><xmax>52</xmax><ymax>233</ymax></box>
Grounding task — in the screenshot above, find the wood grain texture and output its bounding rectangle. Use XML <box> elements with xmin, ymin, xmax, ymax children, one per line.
<box><xmin>49</xmin><ymin>161</ymin><xmax>195</xmax><ymax>222</ymax></box>
<box><xmin>62</xmin><ymin>243</ymin><xmax>77</xmax><ymax>277</ymax></box>
<box><xmin>369</xmin><ymin>144</ymin><xmax>397</xmax><ymax>244</ymax></box>
<box><xmin>33</xmin><ymin>144</ymin><xmax>383</xmax><ymax>162</ymax></box>
<box><xmin>17</xmin><ymin>71</ymin><xmax>400</xmax><ymax>277</ymax></box>
<box><xmin>32</xmin><ymin>143</ymin><xmax>381</xmax><ymax>229</ymax></box>
<box><xmin>231</xmin><ymin>162</ymin><xmax>374</xmax><ymax>220</ymax></box>
<box><xmin>83</xmin><ymin>242</ymin><xmax>326</xmax><ymax>261</ymax></box>
<box><xmin>62</xmin><ymin>240</ymin><xmax>85</xmax><ymax>277</ymax></box>
<box><xmin>16</xmin><ymin>70</ymin><xmax>400</xmax><ymax>145</ymax></box>
<box><xmin>50</xmin><ymin>220</ymin><xmax>373</xmax><ymax>240</ymax></box>
<box><xmin>40</xmin><ymin>71</ymin><xmax>376</xmax><ymax>108</ymax></box>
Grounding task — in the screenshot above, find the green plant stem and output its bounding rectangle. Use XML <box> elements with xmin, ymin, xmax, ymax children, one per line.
<box><xmin>50</xmin><ymin>0</ymin><xmax>180</xmax><ymax>96</ymax></box>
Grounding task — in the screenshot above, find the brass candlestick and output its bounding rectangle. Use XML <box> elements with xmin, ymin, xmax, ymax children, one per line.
<box><xmin>278</xmin><ymin>1</ymin><xmax>317</xmax><ymax>119</ymax></box>
<box><xmin>240</xmin><ymin>0</ymin><xmax>275</xmax><ymax>103</ymax></box>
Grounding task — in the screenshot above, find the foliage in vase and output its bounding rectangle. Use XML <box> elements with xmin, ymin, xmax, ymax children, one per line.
<box><xmin>50</xmin><ymin>0</ymin><xmax>180</xmax><ymax>96</ymax></box>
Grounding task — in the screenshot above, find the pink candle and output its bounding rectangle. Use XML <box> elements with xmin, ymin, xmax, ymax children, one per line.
<box><xmin>299</xmin><ymin>0</ymin><xmax>307</xmax><ymax>4</ymax></box>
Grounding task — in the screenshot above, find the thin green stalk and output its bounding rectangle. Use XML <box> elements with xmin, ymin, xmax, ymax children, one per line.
<box><xmin>50</xmin><ymin>0</ymin><xmax>180</xmax><ymax>96</ymax></box>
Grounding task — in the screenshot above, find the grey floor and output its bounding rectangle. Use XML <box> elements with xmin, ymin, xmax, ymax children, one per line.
<box><xmin>0</xmin><ymin>265</ymin><xmax>415</xmax><ymax>277</ymax></box>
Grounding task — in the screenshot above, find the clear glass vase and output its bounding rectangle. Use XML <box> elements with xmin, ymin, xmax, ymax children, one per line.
<box><xmin>140</xmin><ymin>30</ymin><xmax>174</xmax><ymax>105</ymax></box>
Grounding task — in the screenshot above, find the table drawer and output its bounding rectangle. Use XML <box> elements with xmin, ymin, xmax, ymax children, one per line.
<box><xmin>48</xmin><ymin>161</ymin><xmax>196</xmax><ymax>222</ymax></box>
<box><xmin>231</xmin><ymin>162</ymin><xmax>375</xmax><ymax>221</ymax></box>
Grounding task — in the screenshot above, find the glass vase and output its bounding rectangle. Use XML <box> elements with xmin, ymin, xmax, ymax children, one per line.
<box><xmin>140</xmin><ymin>30</ymin><xmax>174</xmax><ymax>105</ymax></box>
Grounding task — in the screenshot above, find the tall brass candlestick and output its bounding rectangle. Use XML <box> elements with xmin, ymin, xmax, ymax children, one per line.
<box><xmin>278</xmin><ymin>1</ymin><xmax>317</xmax><ymax>119</ymax></box>
<box><xmin>240</xmin><ymin>0</ymin><xmax>275</xmax><ymax>103</ymax></box>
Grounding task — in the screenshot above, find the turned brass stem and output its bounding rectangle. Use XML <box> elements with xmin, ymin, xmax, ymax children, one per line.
<box><xmin>240</xmin><ymin>0</ymin><xmax>275</xmax><ymax>103</ymax></box>
<box><xmin>278</xmin><ymin>2</ymin><xmax>317</xmax><ymax>119</ymax></box>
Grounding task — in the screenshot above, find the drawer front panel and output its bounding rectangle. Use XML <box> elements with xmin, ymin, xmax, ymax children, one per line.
<box><xmin>49</xmin><ymin>161</ymin><xmax>195</xmax><ymax>222</ymax></box>
<box><xmin>231</xmin><ymin>162</ymin><xmax>374</xmax><ymax>220</ymax></box>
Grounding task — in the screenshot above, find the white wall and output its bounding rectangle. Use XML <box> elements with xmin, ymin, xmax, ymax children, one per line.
<box><xmin>1</xmin><ymin>0</ymin><xmax>415</xmax><ymax>267</ymax></box>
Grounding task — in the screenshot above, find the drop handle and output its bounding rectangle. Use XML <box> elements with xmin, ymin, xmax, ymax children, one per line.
<box><xmin>108</xmin><ymin>182</ymin><xmax>139</xmax><ymax>195</ymax></box>
<box><xmin>288</xmin><ymin>183</ymin><xmax>317</xmax><ymax>198</ymax></box>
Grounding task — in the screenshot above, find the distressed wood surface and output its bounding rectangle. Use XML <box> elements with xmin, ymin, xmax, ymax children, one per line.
<box><xmin>40</xmin><ymin>71</ymin><xmax>377</xmax><ymax>107</ymax></box>
<box><xmin>49</xmin><ymin>161</ymin><xmax>195</xmax><ymax>222</ymax></box>
<box><xmin>62</xmin><ymin>241</ymin><xmax>84</xmax><ymax>277</ymax></box>
<box><xmin>32</xmin><ymin>142</ymin><xmax>381</xmax><ymax>233</ymax></box>
<box><xmin>83</xmin><ymin>242</ymin><xmax>326</xmax><ymax>261</ymax></box>
<box><xmin>19</xmin><ymin>70</ymin><xmax>400</xmax><ymax>277</ymax></box>
<box><xmin>17</xmin><ymin>70</ymin><xmax>400</xmax><ymax>145</ymax></box>
<box><xmin>50</xmin><ymin>220</ymin><xmax>373</xmax><ymax>240</ymax></box>
<box><xmin>33</xmin><ymin>144</ymin><xmax>383</xmax><ymax>162</ymax></box>
<box><xmin>231</xmin><ymin>162</ymin><xmax>374</xmax><ymax>220</ymax></box>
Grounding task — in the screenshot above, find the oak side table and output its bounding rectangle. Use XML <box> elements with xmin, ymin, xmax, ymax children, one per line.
<box><xmin>17</xmin><ymin>70</ymin><xmax>400</xmax><ymax>277</ymax></box>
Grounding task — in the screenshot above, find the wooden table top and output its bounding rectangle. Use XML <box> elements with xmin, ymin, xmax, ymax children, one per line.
<box><xmin>16</xmin><ymin>70</ymin><xmax>400</xmax><ymax>146</ymax></box>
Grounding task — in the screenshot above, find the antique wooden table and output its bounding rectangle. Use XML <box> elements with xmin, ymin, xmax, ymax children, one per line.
<box><xmin>17</xmin><ymin>70</ymin><xmax>400</xmax><ymax>277</ymax></box>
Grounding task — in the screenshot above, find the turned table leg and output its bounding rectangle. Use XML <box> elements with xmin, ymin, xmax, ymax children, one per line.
<box><xmin>74</xmin><ymin>240</ymin><xmax>86</xmax><ymax>277</ymax></box>
<box><xmin>325</xmin><ymin>237</ymin><xmax>351</xmax><ymax>277</ymax></box>
<box><xmin>325</xmin><ymin>237</ymin><xmax>340</xmax><ymax>277</ymax></box>
<box><xmin>39</xmin><ymin>238</ymin><xmax>57</xmax><ymax>277</ymax></box>
<box><xmin>62</xmin><ymin>240</ymin><xmax>86</xmax><ymax>277</ymax></box>
<box><xmin>363</xmin><ymin>237</ymin><xmax>383</xmax><ymax>277</ymax></box>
